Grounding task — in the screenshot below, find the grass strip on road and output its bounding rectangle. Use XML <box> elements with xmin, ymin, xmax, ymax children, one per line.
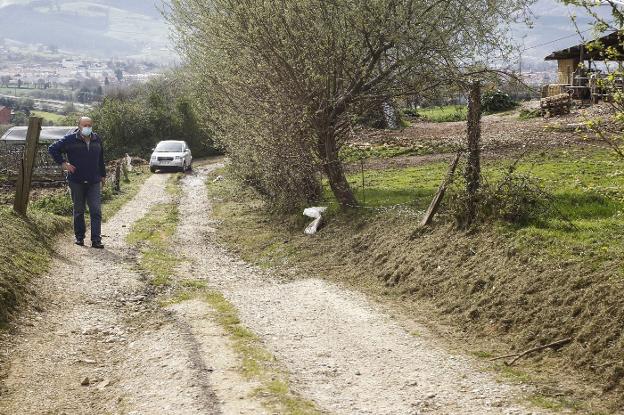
<box><xmin>161</xmin><ymin>281</ymin><xmax>323</xmax><ymax>415</ymax></box>
<box><xmin>126</xmin><ymin>173</ymin><xmax>182</xmax><ymax>287</ymax></box>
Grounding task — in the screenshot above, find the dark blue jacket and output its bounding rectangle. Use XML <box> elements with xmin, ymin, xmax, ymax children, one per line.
<box><xmin>48</xmin><ymin>131</ymin><xmax>106</xmax><ymax>184</ymax></box>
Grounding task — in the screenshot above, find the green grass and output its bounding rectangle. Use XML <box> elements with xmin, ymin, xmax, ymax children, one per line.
<box><xmin>339</xmin><ymin>143</ymin><xmax>455</xmax><ymax>163</ymax></box>
<box><xmin>518</xmin><ymin>108</ymin><xmax>542</xmax><ymax>120</ymax></box>
<box><xmin>0</xmin><ymin>208</ymin><xmax>69</xmax><ymax>325</ymax></box>
<box><xmin>417</xmin><ymin>105</ymin><xmax>467</xmax><ymax>123</ymax></box>
<box><xmin>126</xmin><ymin>173</ymin><xmax>182</xmax><ymax>286</ymax></box>
<box><xmin>31</xmin><ymin>111</ymin><xmax>66</xmax><ymax>124</ymax></box>
<box><xmin>126</xmin><ymin>202</ymin><xmax>180</xmax><ymax>286</ymax></box>
<box><xmin>528</xmin><ymin>394</ymin><xmax>586</xmax><ymax>412</ymax></box>
<box><xmin>338</xmin><ymin>162</ymin><xmax>448</xmax><ymax>210</ymax></box>
<box><xmin>328</xmin><ymin>149</ymin><xmax>624</xmax><ymax>265</ymax></box>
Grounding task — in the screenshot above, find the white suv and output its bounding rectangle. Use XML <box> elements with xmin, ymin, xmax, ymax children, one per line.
<box><xmin>150</xmin><ymin>140</ymin><xmax>193</xmax><ymax>173</ymax></box>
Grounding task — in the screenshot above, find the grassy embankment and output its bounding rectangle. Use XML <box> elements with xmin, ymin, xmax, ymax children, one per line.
<box><xmin>206</xmin><ymin>148</ymin><xmax>624</xmax><ymax>414</ymax></box>
<box><xmin>0</xmin><ymin>167</ymin><xmax>149</xmax><ymax>325</ymax></box>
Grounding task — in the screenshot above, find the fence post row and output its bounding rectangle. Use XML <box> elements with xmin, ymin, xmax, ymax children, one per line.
<box><xmin>13</xmin><ymin>117</ymin><xmax>43</xmax><ymax>216</ymax></box>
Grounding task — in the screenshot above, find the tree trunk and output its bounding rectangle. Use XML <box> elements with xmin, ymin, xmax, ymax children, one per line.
<box><xmin>317</xmin><ymin>129</ymin><xmax>358</xmax><ymax>209</ymax></box>
<box><xmin>465</xmin><ymin>80</ymin><xmax>482</xmax><ymax>224</ymax></box>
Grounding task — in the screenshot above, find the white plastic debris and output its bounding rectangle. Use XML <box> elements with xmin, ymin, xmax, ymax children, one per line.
<box><xmin>212</xmin><ymin>175</ymin><xmax>224</xmax><ymax>183</ymax></box>
<box><xmin>303</xmin><ymin>206</ymin><xmax>327</xmax><ymax>235</ymax></box>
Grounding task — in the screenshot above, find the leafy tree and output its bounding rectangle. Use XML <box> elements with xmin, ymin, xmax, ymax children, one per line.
<box><xmin>11</xmin><ymin>111</ymin><xmax>29</xmax><ymax>126</ymax></box>
<box><xmin>482</xmin><ymin>90</ymin><xmax>518</xmax><ymax>113</ymax></box>
<box><xmin>169</xmin><ymin>0</ymin><xmax>534</xmax><ymax>211</ymax></box>
<box><xmin>89</xmin><ymin>73</ymin><xmax>217</xmax><ymax>160</ymax></box>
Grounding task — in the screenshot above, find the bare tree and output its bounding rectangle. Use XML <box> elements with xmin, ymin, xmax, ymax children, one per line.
<box><xmin>169</xmin><ymin>0</ymin><xmax>534</xmax><ymax>210</ymax></box>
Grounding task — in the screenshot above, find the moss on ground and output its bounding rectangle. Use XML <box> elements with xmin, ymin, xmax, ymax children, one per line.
<box><xmin>206</xmin><ymin>148</ymin><xmax>624</xmax><ymax>414</ymax></box>
<box><xmin>156</xmin><ymin>279</ymin><xmax>322</xmax><ymax>414</ymax></box>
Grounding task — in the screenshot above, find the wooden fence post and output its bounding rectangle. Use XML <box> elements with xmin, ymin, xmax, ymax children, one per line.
<box><xmin>114</xmin><ymin>162</ymin><xmax>121</xmax><ymax>193</ymax></box>
<box><xmin>419</xmin><ymin>150</ymin><xmax>463</xmax><ymax>227</ymax></box>
<box><xmin>13</xmin><ymin>117</ymin><xmax>43</xmax><ymax>215</ymax></box>
<box><xmin>465</xmin><ymin>80</ymin><xmax>482</xmax><ymax>225</ymax></box>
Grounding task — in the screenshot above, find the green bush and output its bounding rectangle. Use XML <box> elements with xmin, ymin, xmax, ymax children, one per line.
<box><xmin>31</xmin><ymin>193</ymin><xmax>73</xmax><ymax>216</ymax></box>
<box><xmin>482</xmin><ymin>89</ymin><xmax>518</xmax><ymax>114</ymax></box>
<box><xmin>448</xmin><ymin>172</ymin><xmax>551</xmax><ymax>228</ymax></box>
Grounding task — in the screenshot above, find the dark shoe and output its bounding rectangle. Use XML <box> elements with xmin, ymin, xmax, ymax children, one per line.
<box><xmin>75</xmin><ymin>239</ymin><xmax>85</xmax><ymax>246</ymax></box>
<box><xmin>91</xmin><ymin>241</ymin><xmax>105</xmax><ymax>249</ymax></box>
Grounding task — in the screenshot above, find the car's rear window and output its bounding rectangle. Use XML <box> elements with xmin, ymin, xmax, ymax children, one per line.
<box><xmin>156</xmin><ymin>142</ymin><xmax>184</xmax><ymax>152</ymax></box>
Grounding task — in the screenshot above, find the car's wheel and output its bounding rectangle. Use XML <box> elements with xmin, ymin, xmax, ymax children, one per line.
<box><xmin>150</xmin><ymin>166</ymin><xmax>156</xmax><ymax>173</ymax></box>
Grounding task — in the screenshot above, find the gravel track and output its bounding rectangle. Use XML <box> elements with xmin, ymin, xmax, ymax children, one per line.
<box><xmin>178</xmin><ymin>164</ymin><xmax>549</xmax><ymax>415</ymax></box>
<box><xmin>0</xmin><ymin>173</ymin><xmax>221</xmax><ymax>415</ymax></box>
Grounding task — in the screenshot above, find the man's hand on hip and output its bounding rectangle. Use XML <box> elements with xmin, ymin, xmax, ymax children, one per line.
<box><xmin>62</xmin><ymin>162</ymin><xmax>76</xmax><ymax>173</ymax></box>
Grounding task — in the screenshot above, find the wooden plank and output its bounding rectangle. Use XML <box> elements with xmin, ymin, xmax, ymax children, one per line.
<box><xmin>419</xmin><ymin>151</ymin><xmax>462</xmax><ymax>227</ymax></box>
<box><xmin>13</xmin><ymin>117</ymin><xmax>43</xmax><ymax>215</ymax></box>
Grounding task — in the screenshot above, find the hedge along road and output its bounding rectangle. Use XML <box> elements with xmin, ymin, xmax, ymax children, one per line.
<box><xmin>0</xmin><ymin>160</ymin><xmax>548</xmax><ymax>415</ymax></box>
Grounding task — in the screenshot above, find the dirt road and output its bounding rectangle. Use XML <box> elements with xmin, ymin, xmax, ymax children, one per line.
<box><xmin>0</xmin><ymin>162</ymin><xmax>547</xmax><ymax>414</ymax></box>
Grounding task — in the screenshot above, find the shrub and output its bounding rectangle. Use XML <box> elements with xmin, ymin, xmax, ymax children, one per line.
<box><xmin>448</xmin><ymin>172</ymin><xmax>552</xmax><ymax>228</ymax></box>
<box><xmin>482</xmin><ymin>89</ymin><xmax>518</xmax><ymax>114</ymax></box>
<box><xmin>31</xmin><ymin>193</ymin><xmax>73</xmax><ymax>216</ymax></box>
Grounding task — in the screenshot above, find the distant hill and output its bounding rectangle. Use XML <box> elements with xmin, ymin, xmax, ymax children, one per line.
<box><xmin>0</xmin><ymin>0</ymin><xmax>611</xmax><ymax>68</ymax></box>
<box><xmin>0</xmin><ymin>0</ymin><xmax>174</xmax><ymax>62</ymax></box>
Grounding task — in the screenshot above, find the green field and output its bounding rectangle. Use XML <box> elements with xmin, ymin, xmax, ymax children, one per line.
<box><xmin>416</xmin><ymin>105</ymin><xmax>467</xmax><ymax>122</ymax></box>
<box><xmin>31</xmin><ymin>111</ymin><xmax>67</xmax><ymax>125</ymax></box>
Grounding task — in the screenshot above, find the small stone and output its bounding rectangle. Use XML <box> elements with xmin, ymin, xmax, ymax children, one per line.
<box><xmin>426</xmin><ymin>393</ymin><xmax>436</xmax><ymax>399</ymax></box>
<box><xmin>97</xmin><ymin>379</ymin><xmax>112</xmax><ymax>390</ymax></box>
<box><xmin>80</xmin><ymin>377</ymin><xmax>90</xmax><ymax>386</ymax></box>
<box><xmin>355</xmin><ymin>371</ymin><xmax>361</xmax><ymax>376</ymax></box>
<box><xmin>407</xmin><ymin>380</ymin><xmax>418</xmax><ymax>387</ymax></box>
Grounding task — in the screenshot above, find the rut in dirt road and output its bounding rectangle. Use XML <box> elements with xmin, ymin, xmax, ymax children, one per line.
<box><xmin>176</xmin><ymin>164</ymin><xmax>549</xmax><ymax>415</ymax></box>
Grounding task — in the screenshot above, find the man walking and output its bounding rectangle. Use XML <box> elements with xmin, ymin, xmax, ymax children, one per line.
<box><xmin>49</xmin><ymin>117</ymin><xmax>106</xmax><ymax>248</ymax></box>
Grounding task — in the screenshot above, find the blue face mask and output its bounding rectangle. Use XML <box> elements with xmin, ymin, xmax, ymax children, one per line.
<box><xmin>81</xmin><ymin>127</ymin><xmax>92</xmax><ymax>136</ymax></box>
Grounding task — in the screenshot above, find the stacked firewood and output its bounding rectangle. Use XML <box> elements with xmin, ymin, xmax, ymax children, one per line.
<box><xmin>540</xmin><ymin>93</ymin><xmax>572</xmax><ymax>117</ymax></box>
